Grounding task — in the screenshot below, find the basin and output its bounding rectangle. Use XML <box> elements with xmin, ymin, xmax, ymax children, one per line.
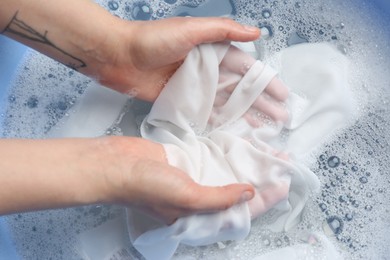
<box><xmin>1</xmin><ymin>0</ymin><xmax>389</xmax><ymax>259</ymax></box>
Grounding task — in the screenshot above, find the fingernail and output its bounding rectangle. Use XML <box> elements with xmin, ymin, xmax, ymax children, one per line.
<box><xmin>244</xmin><ymin>25</ymin><xmax>259</xmax><ymax>32</ymax></box>
<box><xmin>239</xmin><ymin>190</ymin><xmax>254</xmax><ymax>203</ymax></box>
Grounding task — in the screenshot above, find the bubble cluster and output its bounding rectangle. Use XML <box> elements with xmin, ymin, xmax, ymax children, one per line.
<box><xmin>1</xmin><ymin>0</ymin><xmax>390</xmax><ymax>259</ymax></box>
<box><xmin>5</xmin><ymin>206</ymin><xmax>127</xmax><ymax>259</ymax></box>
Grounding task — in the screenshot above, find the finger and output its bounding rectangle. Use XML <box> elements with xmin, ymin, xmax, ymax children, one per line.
<box><xmin>252</xmin><ymin>94</ymin><xmax>289</xmax><ymax>123</ymax></box>
<box><xmin>135</xmin><ymin>205</ymin><xmax>180</xmax><ymax>225</ymax></box>
<box><xmin>264</xmin><ymin>77</ymin><xmax>289</xmax><ymax>101</ymax></box>
<box><xmin>243</xmin><ymin>111</ymin><xmax>263</xmax><ymax>128</ymax></box>
<box><xmin>274</xmin><ymin>151</ymin><xmax>290</xmax><ymax>161</ymax></box>
<box><xmin>220</xmin><ymin>45</ymin><xmax>257</xmax><ymax>75</ymax></box>
<box><xmin>182</xmin><ymin>17</ymin><xmax>260</xmax><ymax>44</ymax></box>
<box><xmin>248</xmin><ymin>181</ymin><xmax>290</xmax><ymax>219</ymax></box>
<box><xmin>214</xmin><ymin>91</ymin><xmax>230</xmax><ymax>107</ymax></box>
<box><xmin>188</xmin><ymin>183</ymin><xmax>255</xmax><ymax>213</ymax></box>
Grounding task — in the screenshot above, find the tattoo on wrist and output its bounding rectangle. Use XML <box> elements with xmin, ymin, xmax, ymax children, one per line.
<box><xmin>2</xmin><ymin>11</ymin><xmax>86</xmax><ymax>71</ymax></box>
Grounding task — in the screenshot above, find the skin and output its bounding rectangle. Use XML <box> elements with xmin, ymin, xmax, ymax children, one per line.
<box><xmin>0</xmin><ymin>0</ymin><xmax>265</xmax><ymax>224</ymax></box>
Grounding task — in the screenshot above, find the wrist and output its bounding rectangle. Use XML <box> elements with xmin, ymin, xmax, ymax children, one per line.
<box><xmin>96</xmin><ymin>136</ymin><xmax>167</xmax><ymax>206</ymax></box>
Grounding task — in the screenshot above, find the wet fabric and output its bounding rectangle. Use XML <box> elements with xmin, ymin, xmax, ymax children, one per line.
<box><xmin>128</xmin><ymin>42</ymin><xmax>352</xmax><ymax>259</ymax></box>
<box><xmin>48</xmin><ymin>42</ymin><xmax>353</xmax><ymax>260</ymax></box>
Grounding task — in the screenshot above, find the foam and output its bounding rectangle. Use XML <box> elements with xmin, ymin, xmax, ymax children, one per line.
<box><xmin>1</xmin><ymin>0</ymin><xmax>390</xmax><ymax>259</ymax></box>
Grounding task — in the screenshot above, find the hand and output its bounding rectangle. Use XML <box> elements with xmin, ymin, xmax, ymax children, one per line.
<box><xmin>1</xmin><ymin>0</ymin><xmax>259</xmax><ymax>101</ymax></box>
<box><xmin>212</xmin><ymin>45</ymin><xmax>290</xmax><ymax>127</ymax></box>
<box><xmin>96</xmin><ymin>17</ymin><xmax>260</xmax><ymax>101</ymax></box>
<box><xmin>101</xmin><ymin>137</ymin><xmax>255</xmax><ymax>224</ymax></box>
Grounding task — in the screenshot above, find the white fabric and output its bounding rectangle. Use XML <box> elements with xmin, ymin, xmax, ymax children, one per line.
<box><xmin>48</xmin><ymin>85</ymin><xmax>130</xmax><ymax>138</ymax></box>
<box><xmin>129</xmin><ymin>42</ymin><xmax>352</xmax><ymax>259</ymax></box>
<box><xmin>47</xmin><ymin>42</ymin><xmax>353</xmax><ymax>260</ymax></box>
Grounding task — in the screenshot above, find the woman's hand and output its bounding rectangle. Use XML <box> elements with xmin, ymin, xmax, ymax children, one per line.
<box><xmin>1</xmin><ymin>0</ymin><xmax>260</xmax><ymax>102</ymax></box>
<box><xmin>212</xmin><ymin>45</ymin><xmax>289</xmax><ymax>128</ymax></box>
<box><xmin>100</xmin><ymin>137</ymin><xmax>255</xmax><ymax>224</ymax></box>
<box><xmin>97</xmin><ymin>17</ymin><xmax>261</xmax><ymax>101</ymax></box>
<box><xmin>0</xmin><ymin>137</ymin><xmax>254</xmax><ymax>224</ymax></box>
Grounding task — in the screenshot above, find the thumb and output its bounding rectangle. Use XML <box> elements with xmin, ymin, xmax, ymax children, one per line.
<box><xmin>191</xmin><ymin>183</ymin><xmax>255</xmax><ymax>213</ymax></box>
<box><xmin>183</xmin><ymin>17</ymin><xmax>261</xmax><ymax>45</ymax></box>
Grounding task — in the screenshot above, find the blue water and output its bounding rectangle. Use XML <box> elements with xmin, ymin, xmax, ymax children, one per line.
<box><xmin>0</xmin><ymin>36</ymin><xmax>26</xmax><ymax>260</ymax></box>
<box><xmin>0</xmin><ymin>36</ymin><xmax>26</xmax><ymax>128</ymax></box>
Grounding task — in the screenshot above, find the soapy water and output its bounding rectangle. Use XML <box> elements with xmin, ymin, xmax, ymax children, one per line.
<box><xmin>1</xmin><ymin>0</ymin><xmax>390</xmax><ymax>259</ymax></box>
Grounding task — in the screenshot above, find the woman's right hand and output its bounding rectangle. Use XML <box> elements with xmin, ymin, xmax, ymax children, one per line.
<box><xmin>99</xmin><ymin>136</ymin><xmax>255</xmax><ymax>224</ymax></box>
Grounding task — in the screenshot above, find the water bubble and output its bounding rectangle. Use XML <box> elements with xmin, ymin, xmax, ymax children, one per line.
<box><xmin>351</xmin><ymin>200</ymin><xmax>359</xmax><ymax>208</ymax></box>
<box><xmin>295</xmin><ymin>2</ymin><xmax>301</xmax><ymax>8</ymax></box>
<box><xmin>259</xmin><ymin>24</ymin><xmax>274</xmax><ymax>37</ymax></box>
<box><xmin>164</xmin><ymin>0</ymin><xmax>177</xmax><ymax>4</ymax></box>
<box><xmin>259</xmin><ymin>26</ymin><xmax>271</xmax><ymax>39</ymax></box>
<box><xmin>156</xmin><ymin>9</ymin><xmax>165</xmax><ymax>17</ymax></box>
<box><xmin>127</xmin><ymin>88</ymin><xmax>139</xmax><ymax>98</ymax></box>
<box><xmin>364</xmin><ymin>205</ymin><xmax>373</xmax><ymax>211</ymax></box>
<box><xmin>345</xmin><ymin>213</ymin><xmax>353</xmax><ymax>221</ymax></box>
<box><xmin>26</xmin><ymin>95</ymin><xmax>39</xmax><ymax>108</ymax></box>
<box><xmin>319</xmin><ymin>154</ymin><xmax>326</xmax><ymax>161</ymax></box>
<box><xmin>359</xmin><ymin>176</ymin><xmax>368</xmax><ymax>184</ymax></box>
<box><xmin>131</xmin><ymin>2</ymin><xmax>152</xmax><ymax>20</ymax></box>
<box><xmin>319</xmin><ymin>203</ymin><xmax>327</xmax><ymax>212</ymax></box>
<box><xmin>275</xmin><ymin>239</ymin><xmax>283</xmax><ymax>247</ymax></box>
<box><xmin>262</xmin><ymin>9</ymin><xmax>272</xmax><ymax>18</ymax></box>
<box><xmin>338</xmin><ymin>44</ymin><xmax>348</xmax><ymax>55</ymax></box>
<box><xmin>327</xmin><ymin>156</ymin><xmax>341</xmax><ymax>168</ymax></box>
<box><xmin>108</xmin><ymin>1</ymin><xmax>119</xmax><ymax>11</ymax></box>
<box><xmin>240</xmin><ymin>62</ymin><xmax>251</xmax><ymax>74</ymax></box>
<box><xmin>351</xmin><ymin>165</ymin><xmax>359</xmax><ymax>172</ymax></box>
<box><xmin>339</xmin><ymin>195</ymin><xmax>348</xmax><ymax>203</ymax></box>
<box><xmin>278</xmin><ymin>25</ymin><xmax>284</xmax><ymax>31</ymax></box>
<box><xmin>57</xmin><ymin>101</ymin><xmax>68</xmax><ymax>111</ymax></box>
<box><xmin>262</xmin><ymin>238</ymin><xmax>271</xmax><ymax>246</ymax></box>
<box><xmin>324</xmin><ymin>216</ymin><xmax>344</xmax><ymax>235</ymax></box>
<box><xmin>8</xmin><ymin>95</ymin><xmax>16</xmax><ymax>103</ymax></box>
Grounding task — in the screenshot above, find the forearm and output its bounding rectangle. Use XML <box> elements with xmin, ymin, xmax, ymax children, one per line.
<box><xmin>0</xmin><ymin>0</ymin><xmax>121</xmax><ymax>74</ymax></box>
<box><xmin>0</xmin><ymin>138</ymin><xmax>113</xmax><ymax>215</ymax></box>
